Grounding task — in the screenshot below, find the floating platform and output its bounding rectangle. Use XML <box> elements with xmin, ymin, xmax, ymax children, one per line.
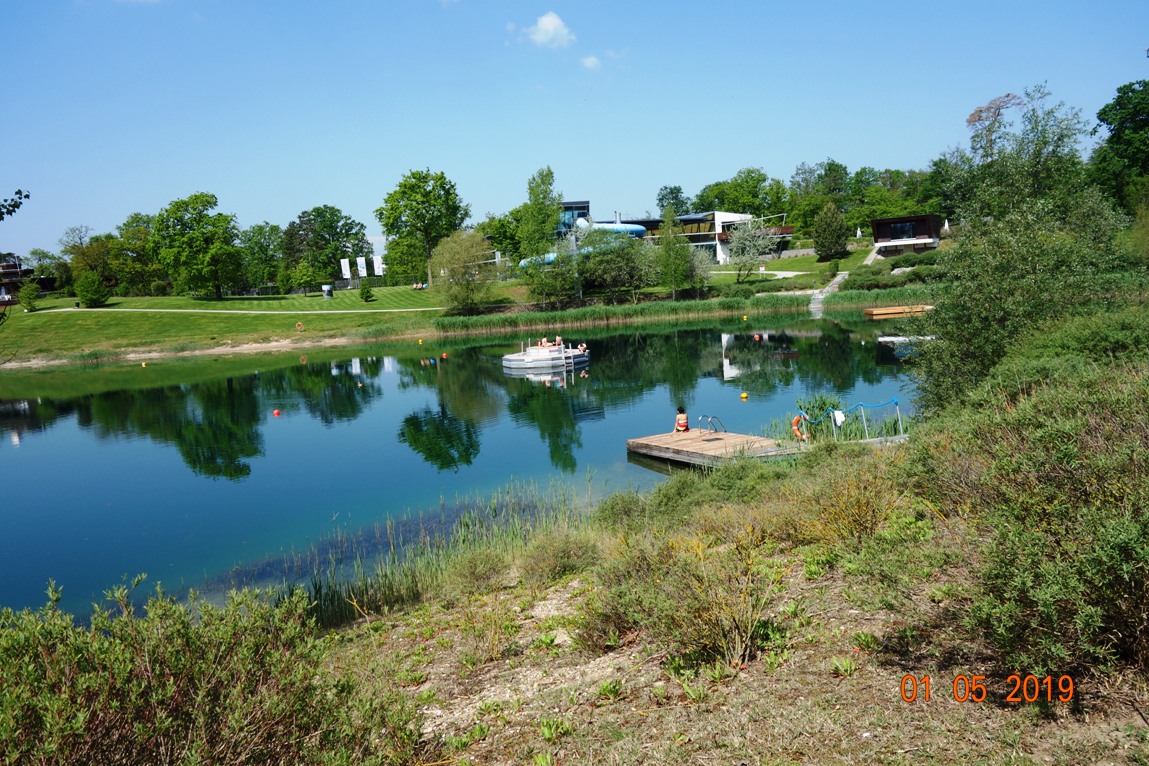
<box><xmin>863</xmin><ymin>305</ymin><xmax>933</xmax><ymax>320</ymax></box>
<box><xmin>625</xmin><ymin>431</ymin><xmax>801</xmax><ymax>468</ymax></box>
<box><xmin>626</xmin><ymin>432</ymin><xmax>911</xmax><ymax>469</ymax></box>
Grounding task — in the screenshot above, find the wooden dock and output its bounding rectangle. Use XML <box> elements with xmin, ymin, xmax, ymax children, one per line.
<box><xmin>863</xmin><ymin>305</ymin><xmax>933</xmax><ymax>320</ymax></box>
<box><xmin>626</xmin><ymin>431</ymin><xmax>911</xmax><ymax>469</ymax></box>
<box><xmin>625</xmin><ymin>430</ymin><xmax>802</xmax><ymax>468</ymax></box>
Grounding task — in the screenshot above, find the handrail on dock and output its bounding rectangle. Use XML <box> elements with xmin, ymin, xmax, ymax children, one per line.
<box><xmin>695</xmin><ymin>415</ymin><xmax>727</xmax><ymax>433</ymax></box>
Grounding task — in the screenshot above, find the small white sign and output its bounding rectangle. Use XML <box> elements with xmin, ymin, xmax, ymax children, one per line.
<box><xmin>340</xmin><ymin>258</ymin><xmax>351</xmax><ymax>279</ymax></box>
<box><xmin>356</xmin><ymin>256</ymin><xmax>367</xmax><ymax>277</ymax></box>
<box><xmin>372</xmin><ymin>255</ymin><xmax>384</xmax><ymax>276</ymax></box>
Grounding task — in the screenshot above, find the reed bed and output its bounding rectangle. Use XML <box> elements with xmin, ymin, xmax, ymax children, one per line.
<box><xmin>822</xmin><ymin>285</ymin><xmax>939</xmax><ymax>309</ymax></box>
<box><xmin>270</xmin><ymin>481</ymin><xmax>591</xmax><ymax>628</ymax></box>
<box><xmin>431</xmin><ymin>294</ymin><xmax>809</xmax><ymax>336</ymax></box>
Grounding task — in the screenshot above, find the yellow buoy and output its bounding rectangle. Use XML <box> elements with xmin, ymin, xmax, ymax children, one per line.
<box><xmin>740</xmin><ymin>392</ymin><xmax>748</xmax><ymax>400</ymax></box>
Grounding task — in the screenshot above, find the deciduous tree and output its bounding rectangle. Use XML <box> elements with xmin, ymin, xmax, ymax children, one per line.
<box><xmin>518</xmin><ymin>166</ymin><xmax>563</xmax><ymax>260</ymax></box>
<box><xmin>153</xmin><ymin>193</ymin><xmax>243</xmax><ymax>300</ymax></box>
<box><xmin>430</xmin><ymin>229</ymin><xmax>496</xmax><ymax>315</ymax></box>
<box><xmin>728</xmin><ymin>219</ymin><xmax>784</xmax><ymax>282</ymax></box>
<box><xmin>655</xmin><ymin>184</ymin><xmax>691</xmax><ymax>216</ymax></box>
<box><xmin>653</xmin><ymin>206</ymin><xmax>696</xmax><ymax>298</ymax></box>
<box><xmin>375</xmin><ymin>169</ymin><xmax>470</xmax><ymax>287</ymax></box>
<box><xmin>1091</xmin><ymin>80</ymin><xmax>1149</xmax><ymax>211</ymax></box>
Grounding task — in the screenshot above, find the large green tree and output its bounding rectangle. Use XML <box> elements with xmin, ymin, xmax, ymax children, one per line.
<box><xmin>1091</xmin><ymin>80</ymin><xmax>1149</xmax><ymax>212</ymax></box>
<box><xmin>693</xmin><ymin>167</ymin><xmax>773</xmax><ymax>216</ymax></box>
<box><xmin>153</xmin><ymin>192</ymin><xmax>243</xmax><ymax>300</ymax></box>
<box><xmin>518</xmin><ymin>166</ymin><xmax>563</xmax><ymax>260</ymax></box>
<box><xmin>238</xmin><ymin>222</ymin><xmax>284</xmax><ymax>291</ymax></box>
<box><xmin>579</xmin><ymin>229</ymin><xmax>653</xmax><ymax>304</ymax></box>
<box><xmin>375</xmin><ymin>169</ymin><xmax>470</xmax><ymax>287</ymax></box>
<box><xmin>111</xmin><ymin>213</ymin><xmax>165</xmax><ymax>296</ymax></box>
<box><xmin>655</xmin><ymin>184</ymin><xmax>691</xmax><ymax>216</ymax></box>
<box><xmin>281</xmin><ymin>205</ymin><xmax>371</xmax><ymax>283</ymax></box>
<box><xmin>955</xmin><ymin>84</ymin><xmax>1090</xmax><ymax>225</ymax></box>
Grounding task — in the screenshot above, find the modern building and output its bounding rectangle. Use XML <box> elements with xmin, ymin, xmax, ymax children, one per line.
<box><xmin>0</xmin><ymin>255</ymin><xmax>28</xmax><ymax>304</ymax></box>
<box><xmin>869</xmin><ymin>215</ymin><xmax>944</xmax><ymax>256</ymax></box>
<box><xmin>624</xmin><ymin>212</ymin><xmax>793</xmax><ymax>265</ymax></box>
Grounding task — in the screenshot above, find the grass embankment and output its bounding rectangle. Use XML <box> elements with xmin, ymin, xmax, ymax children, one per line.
<box><xmin>0</xmin><ymin>284</ymin><xmax>818</xmax><ymax>368</ymax></box>
<box><xmin>8</xmin><ymin>302</ymin><xmax>1149</xmax><ymax>764</ymax></box>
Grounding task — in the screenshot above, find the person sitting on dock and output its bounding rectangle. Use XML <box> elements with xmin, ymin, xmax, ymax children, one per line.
<box><xmin>577</xmin><ymin>343</ymin><xmax>587</xmax><ymax>353</ymax></box>
<box><xmin>538</xmin><ymin>336</ymin><xmax>551</xmax><ymax>347</ymax></box>
<box><xmin>554</xmin><ymin>335</ymin><xmax>563</xmax><ymax>348</ymax></box>
<box><xmin>674</xmin><ymin>406</ymin><xmax>689</xmax><ymax>433</ymax></box>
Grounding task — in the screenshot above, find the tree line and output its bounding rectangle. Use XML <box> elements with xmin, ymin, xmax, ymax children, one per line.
<box><xmin>11</xmin><ymin>80</ymin><xmax>1147</xmax><ymax>306</ymax></box>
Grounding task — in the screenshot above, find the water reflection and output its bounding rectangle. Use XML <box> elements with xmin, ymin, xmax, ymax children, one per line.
<box><xmin>0</xmin><ymin>318</ymin><xmax>912</xmax><ymax>615</ymax></box>
<box><xmin>1</xmin><ymin>320</ymin><xmax>904</xmax><ymax>478</ymax></box>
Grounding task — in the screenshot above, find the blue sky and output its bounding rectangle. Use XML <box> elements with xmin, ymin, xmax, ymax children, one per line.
<box><xmin>2</xmin><ymin>0</ymin><xmax>1145</xmax><ymax>257</ymax></box>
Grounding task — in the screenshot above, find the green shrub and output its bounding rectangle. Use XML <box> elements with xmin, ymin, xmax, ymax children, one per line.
<box><xmin>592</xmin><ymin>490</ymin><xmax>649</xmax><ymax>530</ymax></box>
<box><xmin>714</xmin><ymin>283</ymin><xmax>756</xmax><ymax>300</ymax></box>
<box><xmin>74</xmin><ymin>271</ymin><xmax>110</xmax><ymax>308</ymax></box>
<box><xmin>912</xmin><ymin>353</ymin><xmax>1149</xmax><ymax>673</ymax></box>
<box><xmin>582</xmin><ymin>528</ymin><xmax>784</xmax><ymax>667</ymax></box>
<box><xmin>441</xmin><ymin>547</ymin><xmax>510</xmax><ymax>599</ymax></box>
<box><xmin>0</xmin><ymin>583</ymin><xmax>422</xmax><ymax>765</ymax></box>
<box><xmin>520</xmin><ymin>529</ymin><xmax>599</xmax><ymax>588</ymax></box>
<box><xmin>17</xmin><ymin>279</ymin><xmax>39</xmax><ymax>311</ymax></box>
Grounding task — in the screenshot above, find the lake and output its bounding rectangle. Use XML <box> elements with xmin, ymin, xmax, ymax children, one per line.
<box><xmin>0</xmin><ymin>317</ymin><xmax>912</xmax><ymax>615</ymax></box>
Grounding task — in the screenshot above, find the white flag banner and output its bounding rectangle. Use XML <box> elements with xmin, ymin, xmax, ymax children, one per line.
<box><xmin>340</xmin><ymin>258</ymin><xmax>351</xmax><ymax>279</ymax></box>
<box><xmin>372</xmin><ymin>255</ymin><xmax>383</xmax><ymax>276</ymax></box>
<box><xmin>356</xmin><ymin>257</ymin><xmax>367</xmax><ymax>277</ymax></box>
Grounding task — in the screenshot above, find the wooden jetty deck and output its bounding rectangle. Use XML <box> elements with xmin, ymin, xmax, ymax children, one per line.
<box><xmin>626</xmin><ymin>431</ymin><xmax>910</xmax><ymax>469</ymax></box>
<box><xmin>863</xmin><ymin>305</ymin><xmax>933</xmax><ymax>320</ymax></box>
<box><xmin>625</xmin><ymin>430</ymin><xmax>802</xmax><ymax>468</ymax></box>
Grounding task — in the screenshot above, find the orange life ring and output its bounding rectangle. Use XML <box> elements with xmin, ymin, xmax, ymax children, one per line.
<box><xmin>791</xmin><ymin>414</ymin><xmax>808</xmax><ymax>441</ymax></box>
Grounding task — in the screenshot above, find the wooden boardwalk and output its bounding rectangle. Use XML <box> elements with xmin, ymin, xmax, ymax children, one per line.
<box><xmin>626</xmin><ymin>431</ymin><xmax>910</xmax><ymax>469</ymax></box>
<box><xmin>625</xmin><ymin>430</ymin><xmax>802</xmax><ymax>468</ymax></box>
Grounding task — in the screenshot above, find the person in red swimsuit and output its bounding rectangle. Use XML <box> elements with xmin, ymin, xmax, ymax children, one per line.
<box><xmin>674</xmin><ymin>406</ymin><xmax>689</xmax><ymax>433</ymax></box>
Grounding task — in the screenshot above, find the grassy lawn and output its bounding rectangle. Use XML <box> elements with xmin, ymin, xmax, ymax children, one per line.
<box><xmin>0</xmin><ymin>294</ymin><xmax>440</xmax><ymax>362</ymax></box>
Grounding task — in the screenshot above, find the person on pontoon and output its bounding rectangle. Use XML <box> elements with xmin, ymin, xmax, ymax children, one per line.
<box><xmin>674</xmin><ymin>406</ymin><xmax>689</xmax><ymax>433</ymax></box>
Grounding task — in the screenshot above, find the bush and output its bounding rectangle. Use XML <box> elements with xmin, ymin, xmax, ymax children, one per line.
<box><xmin>359</xmin><ymin>282</ymin><xmax>375</xmax><ymax>302</ymax></box>
<box><xmin>440</xmin><ymin>547</ymin><xmax>510</xmax><ymax>599</ymax></box>
<box><xmin>713</xmin><ymin>282</ymin><xmax>757</xmax><ymax>300</ymax></box>
<box><xmin>74</xmin><ymin>271</ymin><xmax>110</xmax><ymax>308</ymax></box>
<box><xmin>17</xmin><ymin>279</ymin><xmax>39</xmax><ymax>311</ymax></box>
<box><xmin>911</xmin><ymin>355</ymin><xmax>1149</xmax><ymax>674</ymax></box>
<box><xmin>520</xmin><ymin>529</ymin><xmax>599</xmax><ymax>589</ymax></box>
<box><xmin>582</xmin><ymin>528</ymin><xmax>784</xmax><ymax>667</ymax></box>
<box><xmin>0</xmin><ymin>583</ymin><xmax>423</xmax><ymax>765</ymax></box>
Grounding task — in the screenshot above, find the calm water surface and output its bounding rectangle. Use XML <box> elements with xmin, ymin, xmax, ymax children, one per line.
<box><xmin>1</xmin><ymin>319</ymin><xmax>911</xmax><ymax>615</ymax></box>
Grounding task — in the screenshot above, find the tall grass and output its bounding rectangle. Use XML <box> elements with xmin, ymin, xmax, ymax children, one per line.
<box><xmin>432</xmin><ymin>294</ymin><xmax>809</xmax><ymax>335</ymax></box>
<box><xmin>822</xmin><ymin>286</ymin><xmax>939</xmax><ymax>309</ymax></box>
<box><xmin>293</xmin><ymin>482</ymin><xmax>591</xmax><ymax>627</ymax></box>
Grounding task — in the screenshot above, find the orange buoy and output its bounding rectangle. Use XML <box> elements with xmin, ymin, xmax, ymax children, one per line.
<box><xmin>273</xmin><ymin>409</ymin><xmax>281</xmax><ymax>417</ymax></box>
<box><xmin>791</xmin><ymin>415</ymin><xmax>808</xmax><ymax>441</ymax></box>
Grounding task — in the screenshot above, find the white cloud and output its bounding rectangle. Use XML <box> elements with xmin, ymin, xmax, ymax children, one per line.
<box><xmin>526</xmin><ymin>12</ymin><xmax>574</xmax><ymax>48</ymax></box>
<box><xmin>580</xmin><ymin>56</ymin><xmax>601</xmax><ymax>71</ymax></box>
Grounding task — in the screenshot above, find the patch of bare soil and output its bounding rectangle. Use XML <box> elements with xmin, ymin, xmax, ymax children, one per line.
<box><xmin>327</xmin><ymin>567</ymin><xmax>1149</xmax><ymax>766</ymax></box>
